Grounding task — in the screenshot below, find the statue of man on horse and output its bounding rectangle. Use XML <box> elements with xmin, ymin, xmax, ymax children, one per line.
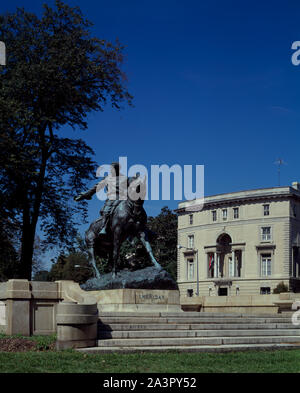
<box><xmin>74</xmin><ymin>162</ymin><xmax>162</xmax><ymax>279</ymax></box>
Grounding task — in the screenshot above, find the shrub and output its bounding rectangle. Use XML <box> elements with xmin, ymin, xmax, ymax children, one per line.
<box><xmin>273</xmin><ymin>282</ymin><xmax>289</xmax><ymax>294</ymax></box>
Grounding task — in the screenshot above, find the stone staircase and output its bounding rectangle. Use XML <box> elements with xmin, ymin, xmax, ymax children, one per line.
<box><xmin>77</xmin><ymin>311</ymin><xmax>300</xmax><ymax>354</ymax></box>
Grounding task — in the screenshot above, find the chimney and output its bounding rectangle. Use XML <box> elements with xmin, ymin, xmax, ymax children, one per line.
<box><xmin>292</xmin><ymin>182</ymin><xmax>300</xmax><ymax>191</ymax></box>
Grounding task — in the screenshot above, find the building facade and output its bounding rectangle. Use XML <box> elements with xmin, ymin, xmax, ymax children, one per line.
<box><xmin>177</xmin><ymin>182</ymin><xmax>300</xmax><ymax>297</ymax></box>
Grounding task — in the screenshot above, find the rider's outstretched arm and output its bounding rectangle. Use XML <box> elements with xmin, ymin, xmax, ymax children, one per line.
<box><xmin>75</xmin><ymin>178</ymin><xmax>107</xmax><ymax>201</ymax></box>
<box><xmin>74</xmin><ymin>184</ymin><xmax>96</xmax><ymax>201</ymax></box>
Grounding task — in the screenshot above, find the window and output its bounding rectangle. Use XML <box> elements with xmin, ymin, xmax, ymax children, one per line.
<box><xmin>212</xmin><ymin>210</ymin><xmax>217</xmax><ymax>222</ymax></box>
<box><xmin>228</xmin><ymin>257</ymin><xmax>234</xmax><ymax>277</ymax></box>
<box><xmin>187</xmin><ymin>289</ymin><xmax>193</xmax><ymax>297</ymax></box>
<box><xmin>189</xmin><ymin>214</ymin><xmax>193</xmax><ymax>225</ymax></box>
<box><xmin>293</xmin><ymin>247</ymin><xmax>300</xmax><ymax>277</ymax></box>
<box><xmin>233</xmin><ymin>207</ymin><xmax>239</xmax><ymax>219</ymax></box>
<box><xmin>260</xmin><ymin>287</ymin><xmax>271</xmax><ymax>295</ymax></box>
<box><xmin>207</xmin><ymin>253</ymin><xmax>214</xmax><ymax>278</ymax></box>
<box><xmin>263</xmin><ymin>204</ymin><xmax>270</xmax><ymax>216</ymax></box>
<box><xmin>188</xmin><ymin>235</ymin><xmax>194</xmax><ymax>249</ymax></box>
<box><xmin>261</xmin><ymin>253</ymin><xmax>272</xmax><ymax>276</ymax></box>
<box><xmin>222</xmin><ymin>209</ymin><xmax>227</xmax><ymax>220</ymax></box>
<box><xmin>187</xmin><ymin>259</ymin><xmax>194</xmax><ymax>280</ymax></box>
<box><xmin>261</xmin><ymin>227</ymin><xmax>272</xmax><ymax>241</ymax></box>
<box><xmin>218</xmin><ymin>287</ymin><xmax>228</xmax><ymax>296</ymax></box>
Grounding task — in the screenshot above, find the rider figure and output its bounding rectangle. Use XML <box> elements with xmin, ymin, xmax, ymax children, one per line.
<box><xmin>74</xmin><ymin>162</ymin><xmax>129</xmax><ymax>235</ymax></box>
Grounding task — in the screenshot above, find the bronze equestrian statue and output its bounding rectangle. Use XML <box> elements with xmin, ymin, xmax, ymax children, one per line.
<box><xmin>74</xmin><ymin>162</ymin><xmax>162</xmax><ymax>278</ymax></box>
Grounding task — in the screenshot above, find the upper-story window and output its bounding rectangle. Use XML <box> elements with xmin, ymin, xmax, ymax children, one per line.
<box><xmin>189</xmin><ymin>214</ymin><xmax>193</xmax><ymax>225</ymax></box>
<box><xmin>212</xmin><ymin>210</ymin><xmax>217</xmax><ymax>222</ymax></box>
<box><xmin>261</xmin><ymin>226</ymin><xmax>272</xmax><ymax>242</ymax></box>
<box><xmin>222</xmin><ymin>209</ymin><xmax>227</xmax><ymax>220</ymax></box>
<box><xmin>263</xmin><ymin>204</ymin><xmax>270</xmax><ymax>216</ymax></box>
<box><xmin>233</xmin><ymin>207</ymin><xmax>239</xmax><ymax>219</ymax></box>
<box><xmin>188</xmin><ymin>235</ymin><xmax>194</xmax><ymax>249</ymax></box>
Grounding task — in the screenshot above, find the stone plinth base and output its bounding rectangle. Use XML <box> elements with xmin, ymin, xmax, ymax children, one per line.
<box><xmin>56</xmin><ymin>302</ymin><xmax>98</xmax><ymax>350</ymax></box>
<box><xmin>88</xmin><ymin>289</ymin><xmax>182</xmax><ymax>312</ymax></box>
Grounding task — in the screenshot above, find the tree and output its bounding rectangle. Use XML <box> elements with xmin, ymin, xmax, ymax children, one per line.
<box><xmin>0</xmin><ymin>229</ymin><xmax>20</xmax><ymax>281</ymax></box>
<box><xmin>147</xmin><ymin>207</ymin><xmax>178</xmax><ymax>279</ymax></box>
<box><xmin>0</xmin><ymin>1</ymin><xmax>132</xmax><ymax>279</ymax></box>
<box><xmin>32</xmin><ymin>270</ymin><xmax>51</xmax><ymax>282</ymax></box>
<box><xmin>49</xmin><ymin>233</ymin><xmax>108</xmax><ymax>282</ymax></box>
<box><xmin>32</xmin><ymin>236</ymin><xmax>47</xmax><ymax>277</ymax></box>
<box><xmin>49</xmin><ymin>251</ymin><xmax>93</xmax><ymax>284</ymax></box>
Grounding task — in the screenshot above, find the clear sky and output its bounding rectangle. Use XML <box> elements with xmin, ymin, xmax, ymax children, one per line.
<box><xmin>3</xmin><ymin>0</ymin><xmax>300</xmax><ymax>261</ymax></box>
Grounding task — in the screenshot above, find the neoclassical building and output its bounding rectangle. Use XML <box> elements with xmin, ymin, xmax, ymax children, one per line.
<box><xmin>176</xmin><ymin>182</ymin><xmax>300</xmax><ymax>297</ymax></box>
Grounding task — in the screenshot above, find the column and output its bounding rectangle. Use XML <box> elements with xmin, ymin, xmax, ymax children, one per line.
<box><xmin>214</xmin><ymin>253</ymin><xmax>217</xmax><ymax>278</ymax></box>
<box><xmin>232</xmin><ymin>250</ymin><xmax>236</xmax><ymax>277</ymax></box>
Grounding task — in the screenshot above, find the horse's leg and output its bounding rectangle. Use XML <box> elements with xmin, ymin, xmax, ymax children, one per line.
<box><xmin>85</xmin><ymin>225</ymin><xmax>101</xmax><ymax>279</ymax></box>
<box><xmin>111</xmin><ymin>226</ymin><xmax>122</xmax><ymax>279</ymax></box>
<box><xmin>139</xmin><ymin>231</ymin><xmax>162</xmax><ymax>270</ymax></box>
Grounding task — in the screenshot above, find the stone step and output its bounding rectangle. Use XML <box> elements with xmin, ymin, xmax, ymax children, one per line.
<box><xmin>98</xmin><ymin>317</ymin><xmax>292</xmax><ymax>324</ymax></box>
<box><xmin>98</xmin><ymin>311</ymin><xmax>292</xmax><ymax>319</ymax></box>
<box><xmin>98</xmin><ymin>311</ymin><xmax>290</xmax><ymax>318</ymax></box>
<box><xmin>97</xmin><ymin>335</ymin><xmax>300</xmax><ymax>347</ymax></box>
<box><xmin>98</xmin><ymin>322</ymin><xmax>296</xmax><ymax>331</ymax></box>
<box><xmin>98</xmin><ymin>329</ymin><xmax>300</xmax><ymax>339</ymax></box>
<box><xmin>77</xmin><ymin>342</ymin><xmax>300</xmax><ymax>354</ymax></box>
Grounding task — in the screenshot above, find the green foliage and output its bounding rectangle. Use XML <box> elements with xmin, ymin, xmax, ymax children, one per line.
<box><xmin>0</xmin><ymin>0</ymin><xmax>132</xmax><ymax>279</ymax></box>
<box><xmin>0</xmin><ymin>229</ymin><xmax>20</xmax><ymax>281</ymax></box>
<box><xmin>49</xmin><ymin>251</ymin><xmax>93</xmax><ymax>284</ymax></box>
<box><xmin>273</xmin><ymin>281</ymin><xmax>289</xmax><ymax>294</ymax></box>
<box><xmin>31</xmin><ymin>334</ymin><xmax>57</xmax><ymax>351</ymax></box>
<box><xmin>49</xmin><ymin>233</ymin><xmax>111</xmax><ymax>282</ymax></box>
<box><xmin>32</xmin><ymin>270</ymin><xmax>52</xmax><ymax>282</ymax></box>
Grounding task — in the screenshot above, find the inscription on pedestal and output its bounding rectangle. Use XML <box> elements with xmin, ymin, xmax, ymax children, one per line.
<box><xmin>135</xmin><ymin>290</ymin><xmax>168</xmax><ymax>304</ymax></box>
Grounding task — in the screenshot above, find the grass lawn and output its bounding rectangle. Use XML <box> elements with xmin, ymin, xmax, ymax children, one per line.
<box><xmin>1</xmin><ymin>349</ymin><xmax>300</xmax><ymax>373</ymax></box>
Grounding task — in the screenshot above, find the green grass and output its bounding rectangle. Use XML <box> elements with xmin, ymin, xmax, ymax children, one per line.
<box><xmin>1</xmin><ymin>349</ymin><xmax>300</xmax><ymax>373</ymax></box>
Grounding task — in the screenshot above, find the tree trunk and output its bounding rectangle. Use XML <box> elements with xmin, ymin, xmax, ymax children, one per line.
<box><xmin>19</xmin><ymin>126</ymin><xmax>49</xmax><ymax>280</ymax></box>
<box><xmin>19</xmin><ymin>205</ymin><xmax>35</xmax><ymax>280</ymax></box>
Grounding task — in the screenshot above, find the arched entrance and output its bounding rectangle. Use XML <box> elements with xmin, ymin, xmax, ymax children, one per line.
<box><xmin>207</xmin><ymin>232</ymin><xmax>243</xmax><ymax>296</ymax></box>
<box><xmin>216</xmin><ymin>233</ymin><xmax>232</xmax><ymax>278</ymax></box>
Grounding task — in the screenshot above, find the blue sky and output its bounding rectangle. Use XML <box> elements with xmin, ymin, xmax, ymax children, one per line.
<box><xmin>3</xmin><ymin>0</ymin><xmax>300</xmax><ymax>262</ymax></box>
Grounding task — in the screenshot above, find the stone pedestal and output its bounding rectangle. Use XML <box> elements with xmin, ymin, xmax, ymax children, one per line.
<box><xmin>56</xmin><ymin>302</ymin><xmax>98</xmax><ymax>349</ymax></box>
<box><xmin>88</xmin><ymin>288</ymin><xmax>182</xmax><ymax>312</ymax></box>
<box><xmin>6</xmin><ymin>280</ymin><xmax>31</xmax><ymax>336</ymax></box>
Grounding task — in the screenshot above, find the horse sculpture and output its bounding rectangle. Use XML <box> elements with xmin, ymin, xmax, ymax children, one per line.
<box><xmin>78</xmin><ymin>175</ymin><xmax>162</xmax><ymax>279</ymax></box>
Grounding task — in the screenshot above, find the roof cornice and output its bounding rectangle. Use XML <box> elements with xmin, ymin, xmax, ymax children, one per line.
<box><xmin>176</xmin><ymin>187</ymin><xmax>300</xmax><ymax>214</ymax></box>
